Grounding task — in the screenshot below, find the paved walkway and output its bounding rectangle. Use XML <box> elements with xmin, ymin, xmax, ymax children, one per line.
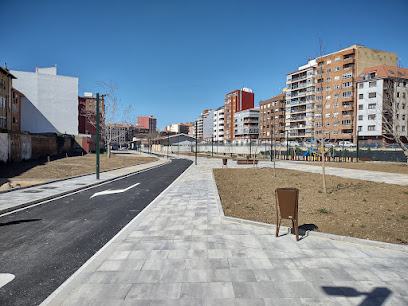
<box><xmin>0</xmin><ymin>153</ymin><xmax>169</xmax><ymax>213</ymax></box>
<box><xmin>41</xmin><ymin>156</ymin><xmax>408</xmax><ymax>306</ymax></box>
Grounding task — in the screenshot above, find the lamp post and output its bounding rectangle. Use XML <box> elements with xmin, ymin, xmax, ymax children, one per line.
<box><xmin>195</xmin><ymin>121</ymin><xmax>198</xmax><ymax>165</ymax></box>
<box><xmin>167</xmin><ymin>132</ymin><xmax>169</xmax><ymax>159</ymax></box>
<box><xmin>211</xmin><ymin>135</ymin><xmax>214</xmax><ymax>157</ymax></box>
<box><xmin>286</xmin><ymin>130</ymin><xmax>289</xmax><ymax>160</ymax></box>
<box><xmin>96</xmin><ymin>93</ymin><xmax>100</xmax><ymax>179</ymax></box>
<box><xmin>356</xmin><ymin>130</ymin><xmax>359</xmax><ymax>162</ymax></box>
<box><xmin>270</xmin><ymin>126</ymin><xmax>273</xmax><ymax>161</ymax></box>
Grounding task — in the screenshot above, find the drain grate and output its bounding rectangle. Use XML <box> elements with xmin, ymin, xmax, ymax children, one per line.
<box><xmin>23</xmin><ymin>190</ymin><xmax>43</xmax><ymax>193</ymax></box>
<box><xmin>75</xmin><ymin>183</ymin><xmax>87</xmax><ymax>186</ymax></box>
<box><xmin>40</xmin><ymin>186</ymin><xmax>57</xmax><ymax>189</ymax></box>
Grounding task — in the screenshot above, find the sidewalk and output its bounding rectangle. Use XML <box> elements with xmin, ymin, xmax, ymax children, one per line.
<box><xmin>0</xmin><ymin>153</ymin><xmax>169</xmax><ymax>214</ymax></box>
<box><xmin>41</xmin><ymin>156</ymin><xmax>408</xmax><ymax>306</ymax></box>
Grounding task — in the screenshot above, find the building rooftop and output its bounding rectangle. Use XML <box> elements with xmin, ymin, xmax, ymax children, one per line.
<box><xmin>356</xmin><ymin>65</ymin><xmax>408</xmax><ymax>81</ymax></box>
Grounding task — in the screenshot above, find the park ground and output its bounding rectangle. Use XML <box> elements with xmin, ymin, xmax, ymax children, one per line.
<box><xmin>0</xmin><ymin>152</ymin><xmax>157</xmax><ymax>190</ymax></box>
<box><xmin>214</xmin><ymin>167</ymin><xmax>408</xmax><ymax>245</ymax></box>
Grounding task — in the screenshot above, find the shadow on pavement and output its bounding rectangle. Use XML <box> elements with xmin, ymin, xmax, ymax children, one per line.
<box><xmin>0</xmin><ymin>219</ymin><xmax>43</xmax><ymax>227</ymax></box>
<box><xmin>322</xmin><ymin>286</ymin><xmax>392</xmax><ymax>305</ymax></box>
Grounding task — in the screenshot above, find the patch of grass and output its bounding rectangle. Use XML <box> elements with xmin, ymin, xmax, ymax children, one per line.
<box><xmin>317</xmin><ymin>190</ymin><xmax>323</xmax><ymax>194</ymax></box>
<box><xmin>245</xmin><ymin>205</ymin><xmax>254</xmax><ymax>210</ymax></box>
<box><xmin>404</xmin><ymin>191</ymin><xmax>408</xmax><ymax>195</ymax></box>
<box><xmin>360</xmin><ymin>224</ymin><xmax>366</xmax><ymax>228</ymax></box>
<box><xmin>362</xmin><ymin>198</ymin><xmax>367</xmax><ymax>202</ymax></box>
<box><xmin>401</xmin><ymin>215</ymin><xmax>407</xmax><ymax>220</ymax></box>
<box><xmin>318</xmin><ymin>207</ymin><xmax>329</xmax><ymax>214</ymax></box>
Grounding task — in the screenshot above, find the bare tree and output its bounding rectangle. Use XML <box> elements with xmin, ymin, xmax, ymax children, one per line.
<box><xmin>380</xmin><ymin>77</ymin><xmax>408</xmax><ymax>161</ymax></box>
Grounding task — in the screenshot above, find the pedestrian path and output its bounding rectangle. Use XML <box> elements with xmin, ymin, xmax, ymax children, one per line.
<box><xmin>41</xmin><ymin>156</ymin><xmax>408</xmax><ymax>306</ymax></box>
<box><xmin>0</xmin><ymin>154</ymin><xmax>168</xmax><ymax>213</ymax></box>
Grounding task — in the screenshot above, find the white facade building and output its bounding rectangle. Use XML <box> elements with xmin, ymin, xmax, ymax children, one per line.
<box><xmin>11</xmin><ymin>66</ymin><xmax>79</xmax><ymax>135</ymax></box>
<box><xmin>234</xmin><ymin>108</ymin><xmax>259</xmax><ymax>141</ymax></box>
<box><xmin>213</xmin><ymin>106</ymin><xmax>225</xmax><ymax>143</ymax></box>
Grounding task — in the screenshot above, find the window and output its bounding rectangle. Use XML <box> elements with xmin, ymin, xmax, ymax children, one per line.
<box><xmin>333</xmin><ymin>103</ymin><xmax>339</xmax><ymax>108</ymax></box>
<box><xmin>403</xmin><ymin>93</ymin><xmax>406</xmax><ymax>99</ymax></box>
<box><xmin>402</xmin><ymin>126</ymin><xmax>406</xmax><ymax>132</ymax></box>
<box><xmin>326</xmin><ymin>77</ymin><xmax>331</xmax><ymax>82</ymax></box>
<box><xmin>397</xmin><ymin>92</ymin><xmax>400</xmax><ymax>98</ymax></box>
<box><xmin>334</xmin><ymin>76</ymin><xmax>340</xmax><ymax>80</ymax></box>
<box><xmin>335</xmin><ymin>57</ymin><xmax>340</xmax><ymax>62</ymax></box>
<box><xmin>333</xmin><ymin>121</ymin><xmax>339</xmax><ymax>126</ymax></box>
<box><xmin>342</xmin><ymin>120</ymin><xmax>352</xmax><ymax>126</ymax></box>
<box><xmin>316</xmin><ymin>87</ymin><xmax>322</xmax><ymax>93</ymax></box>
<box><xmin>326</xmin><ymin>95</ymin><xmax>331</xmax><ymax>100</ymax></box>
<box><xmin>327</xmin><ymin>59</ymin><xmax>332</xmax><ymax>64</ymax></box>
<box><xmin>368</xmin><ymin>125</ymin><xmax>375</xmax><ymax>131</ymax></box>
<box><xmin>325</xmin><ymin>113</ymin><xmax>330</xmax><ymax>118</ymax></box>
<box><xmin>335</xmin><ymin>66</ymin><xmax>340</xmax><ymax>72</ymax></box>
<box><xmin>358</xmin><ymin>115</ymin><xmax>363</xmax><ymax>120</ymax></box>
<box><xmin>368</xmin><ymin>103</ymin><xmax>376</xmax><ymax>109</ymax></box>
<box><xmin>326</xmin><ymin>104</ymin><xmax>331</xmax><ymax>108</ymax></box>
<box><xmin>343</xmin><ymin>82</ymin><xmax>352</xmax><ymax>88</ymax></box>
<box><xmin>342</xmin><ymin>91</ymin><xmax>353</xmax><ymax>98</ymax></box>
<box><xmin>358</xmin><ymin>104</ymin><xmax>363</xmax><ymax>110</ymax></box>
<box><xmin>327</xmin><ymin>68</ymin><xmax>332</xmax><ymax>73</ymax></box>
<box><xmin>333</xmin><ymin>130</ymin><xmax>338</xmax><ymax>135</ymax></box>
<box><xmin>334</xmin><ymin>94</ymin><xmax>339</xmax><ymax>99</ymax></box>
<box><xmin>369</xmin><ymin>81</ymin><xmax>377</xmax><ymax>88</ymax></box>
<box><xmin>368</xmin><ymin>92</ymin><xmax>376</xmax><ymax>98</ymax></box>
<box><xmin>316</xmin><ymin>96</ymin><xmax>323</xmax><ymax>102</ymax></box>
<box><xmin>325</xmin><ymin>122</ymin><xmax>330</xmax><ymax>126</ymax></box>
<box><xmin>334</xmin><ymin>112</ymin><xmax>339</xmax><ymax>117</ymax></box>
<box><xmin>315</xmin><ymin>114</ymin><xmax>322</xmax><ymax>119</ymax></box>
<box><xmin>358</xmin><ymin>126</ymin><xmax>362</xmax><ymax>132</ymax></box>
<box><xmin>334</xmin><ymin>85</ymin><xmax>339</xmax><ymax>90</ymax></box>
<box><xmin>359</xmin><ymin>83</ymin><xmax>363</xmax><ymax>89</ymax></box>
<box><xmin>326</xmin><ymin>86</ymin><xmax>331</xmax><ymax>91</ymax></box>
<box><xmin>359</xmin><ymin>94</ymin><xmax>363</xmax><ymax>99</ymax></box>
<box><xmin>368</xmin><ymin>114</ymin><xmax>376</xmax><ymax>120</ymax></box>
<box><xmin>343</xmin><ymin>72</ymin><xmax>353</xmax><ymax>79</ymax></box>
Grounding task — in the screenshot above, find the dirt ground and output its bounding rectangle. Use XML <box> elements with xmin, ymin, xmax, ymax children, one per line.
<box><xmin>298</xmin><ymin>161</ymin><xmax>408</xmax><ymax>175</ymax></box>
<box><xmin>214</xmin><ymin>168</ymin><xmax>408</xmax><ymax>245</ymax></box>
<box><xmin>0</xmin><ymin>153</ymin><xmax>157</xmax><ymax>190</ymax></box>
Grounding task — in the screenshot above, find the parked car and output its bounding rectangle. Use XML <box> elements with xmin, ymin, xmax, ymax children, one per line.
<box><xmin>337</xmin><ymin>141</ymin><xmax>356</xmax><ymax>148</ymax></box>
<box><xmin>362</xmin><ymin>143</ymin><xmax>379</xmax><ymax>148</ymax></box>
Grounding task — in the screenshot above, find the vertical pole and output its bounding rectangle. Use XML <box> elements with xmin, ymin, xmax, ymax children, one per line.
<box><xmin>211</xmin><ymin>135</ymin><xmax>213</xmax><ymax>157</ymax></box>
<box><xmin>96</xmin><ymin>93</ymin><xmax>100</xmax><ymax>180</ymax></box>
<box><xmin>195</xmin><ymin>121</ymin><xmax>198</xmax><ymax>165</ymax></box>
<box><xmin>167</xmin><ymin>132</ymin><xmax>169</xmax><ymax>159</ymax></box>
<box><xmin>249</xmin><ymin>138</ymin><xmax>251</xmax><ymax>158</ymax></box>
<box><xmin>270</xmin><ymin>126</ymin><xmax>273</xmax><ymax>161</ymax></box>
<box><xmin>356</xmin><ymin>130</ymin><xmax>359</xmax><ymax>162</ymax></box>
<box><xmin>178</xmin><ymin>135</ymin><xmax>180</xmax><ymax>156</ymax></box>
<box><xmin>286</xmin><ymin>130</ymin><xmax>289</xmax><ymax>160</ymax></box>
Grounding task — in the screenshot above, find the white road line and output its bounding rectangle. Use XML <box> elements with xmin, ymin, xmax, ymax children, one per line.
<box><xmin>0</xmin><ymin>273</ymin><xmax>15</xmax><ymax>289</ymax></box>
<box><xmin>90</xmin><ymin>183</ymin><xmax>140</xmax><ymax>199</ymax></box>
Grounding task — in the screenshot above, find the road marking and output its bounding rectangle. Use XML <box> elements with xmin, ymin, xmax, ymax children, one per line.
<box><xmin>0</xmin><ymin>273</ymin><xmax>15</xmax><ymax>289</ymax></box>
<box><xmin>90</xmin><ymin>183</ymin><xmax>140</xmax><ymax>199</ymax></box>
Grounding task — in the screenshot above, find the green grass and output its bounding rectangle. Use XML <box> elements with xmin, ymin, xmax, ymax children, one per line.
<box><xmin>318</xmin><ymin>207</ymin><xmax>329</xmax><ymax>214</ymax></box>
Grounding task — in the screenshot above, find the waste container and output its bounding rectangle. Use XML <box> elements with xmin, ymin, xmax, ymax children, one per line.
<box><xmin>275</xmin><ymin>188</ymin><xmax>299</xmax><ymax>241</ymax></box>
<box><xmin>222</xmin><ymin>158</ymin><xmax>228</xmax><ymax>168</ymax></box>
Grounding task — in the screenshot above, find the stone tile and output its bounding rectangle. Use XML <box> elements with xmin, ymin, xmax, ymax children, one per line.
<box><xmin>111</xmin><ymin>270</ymin><xmax>160</xmax><ymax>283</ymax></box>
<box><xmin>180</xmin><ymin>282</ymin><xmax>235</xmax><ymax>299</ymax></box>
<box><xmin>126</xmin><ymin>283</ymin><xmax>182</xmax><ymax>300</ymax></box>
<box><xmin>228</xmin><ymin>258</ymin><xmax>274</xmax><ymax>269</ymax></box>
<box><xmin>160</xmin><ymin>269</ymin><xmax>208</xmax><ymax>283</ymax></box>
<box><xmin>253</xmin><ymin>269</ymin><xmax>305</xmax><ymax>282</ymax></box>
<box><xmin>97</xmin><ymin>260</ymin><xmax>145</xmax><ymax>271</ymax></box>
<box><xmin>185</xmin><ymin>258</ymin><xmax>230</xmax><ymax>270</ymax></box>
<box><xmin>207</xmin><ymin>269</ymin><xmax>257</xmax><ymax>282</ymax></box>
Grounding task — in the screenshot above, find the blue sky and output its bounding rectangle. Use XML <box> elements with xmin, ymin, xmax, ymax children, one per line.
<box><xmin>3</xmin><ymin>0</ymin><xmax>408</xmax><ymax>130</ymax></box>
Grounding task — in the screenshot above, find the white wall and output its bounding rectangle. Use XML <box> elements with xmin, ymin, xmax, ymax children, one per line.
<box><xmin>11</xmin><ymin>69</ymin><xmax>79</xmax><ymax>135</ymax></box>
<box><xmin>357</xmin><ymin>79</ymin><xmax>383</xmax><ymax>137</ymax></box>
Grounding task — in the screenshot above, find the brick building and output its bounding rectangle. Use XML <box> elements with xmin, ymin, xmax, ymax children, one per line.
<box><xmin>0</xmin><ymin>65</ymin><xmax>16</xmax><ymax>131</ymax></box>
<box><xmin>137</xmin><ymin>116</ymin><xmax>157</xmax><ymax>132</ymax></box>
<box><xmin>224</xmin><ymin>88</ymin><xmax>254</xmax><ymax>141</ymax></box>
<box><xmin>259</xmin><ymin>93</ymin><xmax>286</xmax><ymax>142</ymax></box>
<box><xmin>78</xmin><ymin>92</ymin><xmax>105</xmax><ymax>142</ymax></box>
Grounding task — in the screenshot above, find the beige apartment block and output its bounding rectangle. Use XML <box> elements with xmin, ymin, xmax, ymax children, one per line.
<box><xmin>286</xmin><ymin>45</ymin><xmax>397</xmax><ymax>143</ymax></box>
<box><xmin>259</xmin><ymin>93</ymin><xmax>286</xmax><ymax>142</ymax></box>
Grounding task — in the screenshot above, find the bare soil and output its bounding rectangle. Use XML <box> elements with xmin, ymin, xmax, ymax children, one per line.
<box><xmin>0</xmin><ymin>153</ymin><xmax>157</xmax><ymax>190</ymax></box>
<box><xmin>214</xmin><ymin>168</ymin><xmax>408</xmax><ymax>245</ymax></box>
<box><xmin>298</xmin><ymin>161</ymin><xmax>408</xmax><ymax>175</ymax></box>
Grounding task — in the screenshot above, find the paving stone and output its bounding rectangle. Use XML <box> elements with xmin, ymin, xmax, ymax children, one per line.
<box><xmin>126</xmin><ymin>283</ymin><xmax>182</xmax><ymax>300</ymax></box>
<box><xmin>180</xmin><ymin>282</ymin><xmax>235</xmax><ymax>299</ymax></box>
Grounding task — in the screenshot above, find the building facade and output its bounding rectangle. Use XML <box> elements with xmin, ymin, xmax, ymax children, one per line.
<box><xmin>213</xmin><ymin>106</ymin><xmax>225</xmax><ymax>143</ymax></box>
<box><xmin>285</xmin><ymin>45</ymin><xmax>398</xmax><ymax>143</ymax></box>
<box><xmin>11</xmin><ymin>88</ymin><xmax>23</xmax><ymax>132</ymax></box>
<box><xmin>234</xmin><ymin>108</ymin><xmax>259</xmax><ymax>141</ymax></box>
<box><xmin>11</xmin><ymin>66</ymin><xmax>79</xmax><ymax>135</ymax></box>
<box><xmin>137</xmin><ymin>116</ymin><xmax>157</xmax><ymax>132</ymax></box>
<box><xmin>78</xmin><ymin>92</ymin><xmax>105</xmax><ymax>142</ymax></box>
<box><xmin>194</xmin><ymin>109</ymin><xmax>212</xmax><ymax>141</ymax></box>
<box><xmin>224</xmin><ymin>88</ymin><xmax>254</xmax><ymax>141</ymax></box>
<box><xmin>356</xmin><ymin>65</ymin><xmax>408</xmax><ymax>146</ymax></box>
<box><xmin>259</xmin><ymin>93</ymin><xmax>286</xmax><ymax>142</ymax></box>
<box><xmin>0</xmin><ymin>65</ymin><xmax>16</xmax><ymax>131</ymax></box>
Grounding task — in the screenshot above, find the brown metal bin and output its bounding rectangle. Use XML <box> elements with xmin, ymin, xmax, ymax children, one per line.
<box><xmin>275</xmin><ymin>187</ymin><xmax>299</xmax><ymax>241</ymax></box>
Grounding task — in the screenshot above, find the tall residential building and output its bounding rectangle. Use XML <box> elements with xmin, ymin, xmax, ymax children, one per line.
<box><xmin>137</xmin><ymin>116</ymin><xmax>157</xmax><ymax>132</ymax></box>
<box><xmin>259</xmin><ymin>93</ymin><xmax>286</xmax><ymax>142</ymax></box>
<box><xmin>356</xmin><ymin>65</ymin><xmax>408</xmax><ymax>146</ymax></box>
<box><xmin>78</xmin><ymin>92</ymin><xmax>105</xmax><ymax>142</ymax></box>
<box><xmin>213</xmin><ymin>106</ymin><xmax>225</xmax><ymax>143</ymax></box>
<box><xmin>285</xmin><ymin>45</ymin><xmax>397</xmax><ymax>142</ymax></box>
<box><xmin>194</xmin><ymin>109</ymin><xmax>212</xmax><ymax>141</ymax></box>
<box><xmin>203</xmin><ymin>110</ymin><xmax>215</xmax><ymax>141</ymax></box>
<box><xmin>0</xmin><ymin>65</ymin><xmax>16</xmax><ymax>131</ymax></box>
<box><xmin>234</xmin><ymin>108</ymin><xmax>260</xmax><ymax>141</ymax></box>
<box><xmin>164</xmin><ymin>123</ymin><xmax>192</xmax><ymax>134</ymax></box>
<box><xmin>11</xmin><ymin>66</ymin><xmax>79</xmax><ymax>135</ymax></box>
<box><xmin>224</xmin><ymin>88</ymin><xmax>254</xmax><ymax>141</ymax></box>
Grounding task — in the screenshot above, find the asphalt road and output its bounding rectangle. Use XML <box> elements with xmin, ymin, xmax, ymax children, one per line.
<box><xmin>0</xmin><ymin>158</ymin><xmax>192</xmax><ymax>306</ymax></box>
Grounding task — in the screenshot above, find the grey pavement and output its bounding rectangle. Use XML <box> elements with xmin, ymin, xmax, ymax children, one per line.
<box><xmin>0</xmin><ymin>152</ymin><xmax>169</xmax><ymax>213</ymax></box>
<box><xmin>40</xmin><ymin>156</ymin><xmax>408</xmax><ymax>306</ymax></box>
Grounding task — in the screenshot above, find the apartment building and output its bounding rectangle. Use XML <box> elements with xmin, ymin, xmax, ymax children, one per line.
<box><xmin>213</xmin><ymin>106</ymin><xmax>225</xmax><ymax>143</ymax></box>
<box><xmin>194</xmin><ymin>109</ymin><xmax>213</xmax><ymax>141</ymax></box>
<box><xmin>286</xmin><ymin>45</ymin><xmax>397</xmax><ymax>143</ymax></box>
<box><xmin>78</xmin><ymin>92</ymin><xmax>105</xmax><ymax>141</ymax></box>
<box><xmin>137</xmin><ymin>116</ymin><xmax>157</xmax><ymax>132</ymax></box>
<box><xmin>105</xmin><ymin>124</ymin><xmax>147</xmax><ymax>147</ymax></box>
<box><xmin>356</xmin><ymin>65</ymin><xmax>408</xmax><ymax>146</ymax></box>
<box><xmin>0</xmin><ymin>65</ymin><xmax>16</xmax><ymax>131</ymax></box>
<box><xmin>234</xmin><ymin>108</ymin><xmax>259</xmax><ymax>141</ymax></box>
<box><xmin>224</xmin><ymin>88</ymin><xmax>254</xmax><ymax>141</ymax></box>
<box><xmin>11</xmin><ymin>88</ymin><xmax>23</xmax><ymax>132</ymax></box>
<box><xmin>259</xmin><ymin>93</ymin><xmax>286</xmax><ymax>142</ymax></box>
<box><xmin>164</xmin><ymin>123</ymin><xmax>192</xmax><ymax>134</ymax></box>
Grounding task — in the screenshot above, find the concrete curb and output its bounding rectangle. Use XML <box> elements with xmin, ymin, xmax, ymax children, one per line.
<box><xmin>0</xmin><ymin>159</ymin><xmax>170</xmax><ymax>215</ymax></box>
<box><xmin>40</xmin><ymin>159</ymin><xmax>194</xmax><ymax>306</ymax></box>
<box><xmin>0</xmin><ymin>155</ymin><xmax>161</xmax><ymax>195</ymax></box>
<box><xmin>211</xmin><ymin>168</ymin><xmax>408</xmax><ymax>254</ymax></box>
